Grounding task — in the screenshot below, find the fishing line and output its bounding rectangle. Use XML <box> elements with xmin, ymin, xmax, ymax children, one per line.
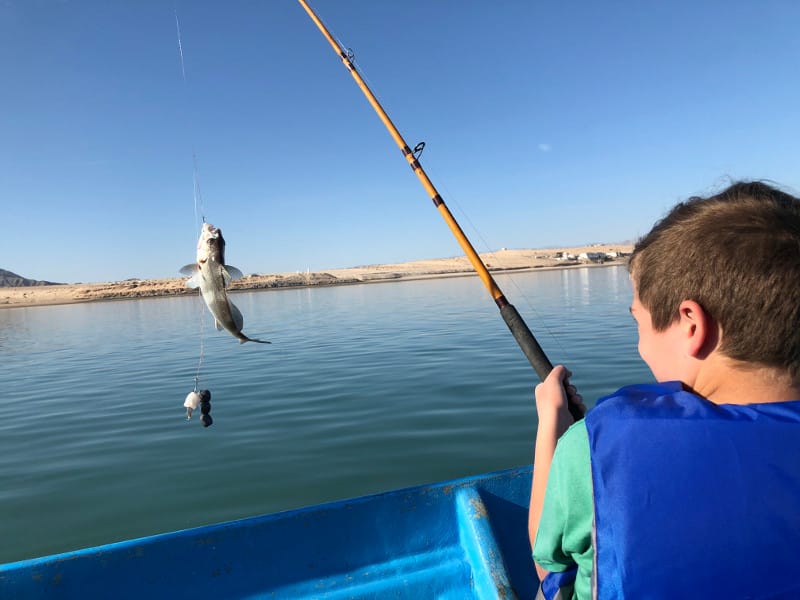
<box><xmin>193</xmin><ymin>303</ymin><xmax>206</xmax><ymax>392</ymax></box>
<box><xmin>322</xmin><ymin>17</ymin><xmax>401</xmax><ymax>142</ymax></box>
<box><xmin>421</xmin><ymin>155</ymin><xmax>573</xmax><ymax>364</ymax></box>
<box><xmin>299</xmin><ymin>0</ymin><xmax>580</xmax><ymax>380</ymax></box>
<box><xmin>326</xmin><ymin>21</ymin><xmax>510</xmax><ymax>301</ymax></box>
<box><xmin>192</xmin><ymin>151</ymin><xmax>206</xmax><ymax>227</ymax></box>
<box><xmin>357</xmin><ymin>64</ymin><xmax>573</xmax><ymax>363</ymax></box>
<box><xmin>175</xmin><ymin>8</ymin><xmax>212</xmax><ymax>423</ymax></box>
<box><xmin>301</xmin><ymin>0</ymin><xmax>582</xmax><ymax>420</ymax></box>
<box><xmin>174</xmin><ymin>10</ymin><xmax>207</xmax><ymax>230</ymax></box>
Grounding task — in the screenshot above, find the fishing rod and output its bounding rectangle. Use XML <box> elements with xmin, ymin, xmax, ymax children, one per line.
<box><xmin>298</xmin><ymin>0</ymin><xmax>582</xmax><ymax>422</ymax></box>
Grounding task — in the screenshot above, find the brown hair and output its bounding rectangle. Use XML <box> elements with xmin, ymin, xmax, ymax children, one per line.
<box><xmin>630</xmin><ymin>181</ymin><xmax>800</xmax><ymax>380</ymax></box>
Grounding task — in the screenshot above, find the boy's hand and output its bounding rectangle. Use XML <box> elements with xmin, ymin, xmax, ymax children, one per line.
<box><xmin>529</xmin><ymin>365</ymin><xmax>586</xmax><ymax>555</ymax></box>
<box><xmin>535</xmin><ymin>365</ymin><xmax>586</xmax><ymax>429</ymax></box>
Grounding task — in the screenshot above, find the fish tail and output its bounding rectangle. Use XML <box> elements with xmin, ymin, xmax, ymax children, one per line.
<box><xmin>239</xmin><ymin>334</ymin><xmax>271</xmax><ymax>344</ymax></box>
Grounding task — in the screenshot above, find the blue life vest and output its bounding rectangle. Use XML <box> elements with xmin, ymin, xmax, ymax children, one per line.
<box><xmin>585</xmin><ymin>382</ymin><xmax>800</xmax><ymax>598</ymax></box>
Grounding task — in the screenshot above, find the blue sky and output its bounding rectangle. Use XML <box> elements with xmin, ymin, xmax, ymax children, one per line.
<box><xmin>3</xmin><ymin>1</ymin><xmax>799</xmax><ymax>283</ymax></box>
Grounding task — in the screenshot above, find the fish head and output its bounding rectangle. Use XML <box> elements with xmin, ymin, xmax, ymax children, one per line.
<box><xmin>196</xmin><ymin>223</ymin><xmax>226</xmax><ymax>265</ymax></box>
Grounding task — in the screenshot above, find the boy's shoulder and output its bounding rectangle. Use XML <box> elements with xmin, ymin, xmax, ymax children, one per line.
<box><xmin>589</xmin><ymin>381</ymin><xmax>685</xmax><ymax>420</ymax></box>
<box><xmin>588</xmin><ymin>381</ymin><xmax>800</xmax><ymax>429</ymax></box>
<box><xmin>595</xmin><ymin>381</ymin><xmax>683</xmax><ymax>405</ymax></box>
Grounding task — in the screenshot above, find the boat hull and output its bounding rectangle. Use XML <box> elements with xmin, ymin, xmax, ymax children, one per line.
<box><xmin>0</xmin><ymin>465</ymin><xmax>537</xmax><ymax>599</ymax></box>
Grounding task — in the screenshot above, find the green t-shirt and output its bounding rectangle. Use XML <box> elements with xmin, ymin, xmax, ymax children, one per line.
<box><xmin>532</xmin><ymin>420</ymin><xmax>594</xmax><ymax>600</ymax></box>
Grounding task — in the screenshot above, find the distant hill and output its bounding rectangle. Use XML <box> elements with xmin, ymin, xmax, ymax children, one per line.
<box><xmin>0</xmin><ymin>268</ymin><xmax>62</xmax><ymax>287</ymax></box>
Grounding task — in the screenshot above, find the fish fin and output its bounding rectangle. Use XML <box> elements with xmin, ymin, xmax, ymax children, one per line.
<box><xmin>180</xmin><ymin>264</ymin><xmax>201</xmax><ymax>289</ymax></box>
<box><xmin>214</xmin><ymin>319</ymin><xmax>223</xmax><ymax>331</ymax></box>
<box><xmin>228</xmin><ymin>300</ymin><xmax>245</xmax><ymax>331</ymax></box>
<box><xmin>185</xmin><ymin>274</ymin><xmax>201</xmax><ymax>289</ymax></box>
<box><xmin>224</xmin><ymin>265</ymin><xmax>244</xmax><ymax>281</ymax></box>
<box><xmin>179</xmin><ymin>264</ymin><xmax>198</xmax><ymax>277</ymax></box>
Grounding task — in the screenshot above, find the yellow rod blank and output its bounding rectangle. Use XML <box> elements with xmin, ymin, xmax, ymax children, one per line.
<box><xmin>296</xmin><ymin>1</ymin><xmax>589</xmax><ymax>420</ymax></box>
<box><xmin>297</xmin><ymin>0</ymin><xmax>506</xmax><ymax>305</ymax></box>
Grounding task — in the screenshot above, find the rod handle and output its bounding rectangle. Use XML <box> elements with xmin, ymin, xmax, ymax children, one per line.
<box><xmin>500</xmin><ymin>303</ymin><xmax>584</xmax><ymax>422</ymax></box>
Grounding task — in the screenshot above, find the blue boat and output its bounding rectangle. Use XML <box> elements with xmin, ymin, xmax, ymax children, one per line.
<box><xmin>0</xmin><ymin>465</ymin><xmax>538</xmax><ymax>599</ymax></box>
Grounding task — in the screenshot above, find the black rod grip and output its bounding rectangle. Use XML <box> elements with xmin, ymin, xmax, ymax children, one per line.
<box><xmin>500</xmin><ymin>303</ymin><xmax>584</xmax><ymax>422</ymax></box>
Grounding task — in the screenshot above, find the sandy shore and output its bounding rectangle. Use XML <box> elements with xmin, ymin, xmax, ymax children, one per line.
<box><xmin>1</xmin><ymin>244</ymin><xmax>631</xmax><ymax>309</ymax></box>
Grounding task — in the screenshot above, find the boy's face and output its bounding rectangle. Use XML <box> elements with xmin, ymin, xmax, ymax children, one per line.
<box><xmin>630</xmin><ymin>288</ymin><xmax>686</xmax><ymax>382</ymax></box>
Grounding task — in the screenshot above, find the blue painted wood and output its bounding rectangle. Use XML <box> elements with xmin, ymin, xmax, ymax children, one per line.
<box><xmin>0</xmin><ymin>466</ymin><xmax>537</xmax><ymax>599</ymax></box>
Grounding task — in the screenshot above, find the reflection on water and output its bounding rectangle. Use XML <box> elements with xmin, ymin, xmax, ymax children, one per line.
<box><xmin>0</xmin><ymin>265</ymin><xmax>651</xmax><ymax>563</ymax></box>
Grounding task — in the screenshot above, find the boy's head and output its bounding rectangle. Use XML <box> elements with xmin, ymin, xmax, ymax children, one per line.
<box><xmin>629</xmin><ymin>181</ymin><xmax>800</xmax><ymax>382</ymax></box>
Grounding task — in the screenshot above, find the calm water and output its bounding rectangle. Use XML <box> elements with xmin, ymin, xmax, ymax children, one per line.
<box><xmin>0</xmin><ymin>265</ymin><xmax>651</xmax><ymax>564</ymax></box>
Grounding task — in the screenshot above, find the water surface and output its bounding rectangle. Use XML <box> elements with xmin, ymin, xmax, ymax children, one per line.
<box><xmin>0</xmin><ymin>265</ymin><xmax>651</xmax><ymax>563</ymax></box>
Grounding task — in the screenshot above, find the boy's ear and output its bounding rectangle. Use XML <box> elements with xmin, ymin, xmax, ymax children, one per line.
<box><xmin>678</xmin><ymin>300</ymin><xmax>717</xmax><ymax>358</ymax></box>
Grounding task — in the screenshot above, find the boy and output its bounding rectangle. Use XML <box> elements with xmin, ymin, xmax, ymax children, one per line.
<box><xmin>529</xmin><ymin>181</ymin><xmax>800</xmax><ymax>599</ymax></box>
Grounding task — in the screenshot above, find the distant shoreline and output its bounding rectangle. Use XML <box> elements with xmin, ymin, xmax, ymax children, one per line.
<box><xmin>0</xmin><ymin>244</ymin><xmax>632</xmax><ymax>310</ymax></box>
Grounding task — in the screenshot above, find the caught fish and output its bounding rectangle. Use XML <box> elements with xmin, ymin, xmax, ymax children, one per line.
<box><xmin>180</xmin><ymin>223</ymin><xmax>269</xmax><ymax>344</ymax></box>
